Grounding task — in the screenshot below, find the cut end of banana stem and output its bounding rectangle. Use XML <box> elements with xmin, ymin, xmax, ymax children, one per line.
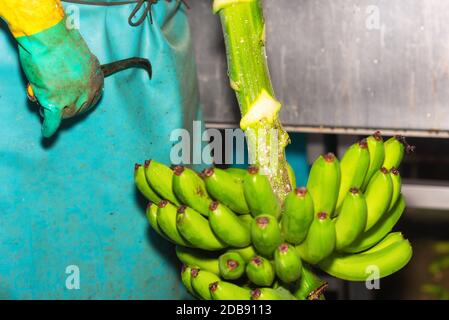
<box><xmin>256</xmin><ymin>216</ymin><xmax>269</xmax><ymax>229</ymax></box>
<box><xmin>181</xmin><ymin>264</ymin><xmax>188</xmax><ymax>273</ymax></box>
<box><xmin>146</xmin><ymin>202</ymin><xmax>154</xmax><ymax>209</ymax></box>
<box><xmin>295</xmin><ymin>187</ymin><xmax>308</xmax><ymax>197</ymax></box>
<box><xmin>144</xmin><ymin>159</ymin><xmax>152</xmax><ymax>168</ymax></box>
<box><xmin>279</xmin><ymin>243</ymin><xmax>289</xmax><ymax>254</ymax></box>
<box><xmin>202</xmin><ymin>167</ymin><xmax>215</xmax><ymax>178</ymax></box>
<box><xmin>359</xmin><ymin>139</ymin><xmax>368</xmax><ymax>149</ymax></box>
<box><xmin>317</xmin><ymin>212</ymin><xmax>328</xmax><ymax>220</ymax></box>
<box><xmin>177</xmin><ymin>206</ymin><xmax>188</xmax><ymax>217</ymax></box>
<box><xmin>380</xmin><ymin>167</ymin><xmax>389</xmax><ymax>174</ymax></box>
<box><xmin>209</xmin><ymin>281</ymin><xmax>219</xmax><ymax>293</ymax></box>
<box><xmin>308</xmin><ymin>282</ymin><xmax>329</xmax><ymax>300</ymax></box>
<box><xmin>134</xmin><ymin>163</ymin><xmax>141</xmax><ymax>171</ymax></box>
<box><xmin>248</xmin><ymin>166</ymin><xmax>259</xmax><ymax>175</ymax></box>
<box><xmin>350</xmin><ymin>187</ymin><xmax>360</xmax><ymax>194</ymax></box>
<box><xmin>373</xmin><ymin>131</ymin><xmax>383</xmax><ymax>141</ymax></box>
<box><xmin>251</xmin><ymin>288</ymin><xmax>262</xmax><ymax>299</ymax></box>
<box><xmin>191</xmin><ymin>268</ymin><xmax>200</xmax><ymax>278</ymax></box>
<box><xmin>251</xmin><ymin>256</ymin><xmax>263</xmax><ymax>266</ymax></box>
<box><xmin>158</xmin><ymin>200</ymin><xmax>169</xmax><ymax>208</ymax></box>
<box><xmin>226</xmin><ymin>259</ymin><xmax>239</xmax><ymax>270</ymax></box>
<box><xmin>173</xmin><ymin>165</ymin><xmax>185</xmax><ymax>176</ymax></box>
<box><xmin>323</xmin><ymin>153</ymin><xmax>336</xmax><ymax>163</ymax></box>
<box><xmin>209</xmin><ymin>201</ymin><xmax>219</xmax><ymax>211</ymax></box>
<box><xmin>391</xmin><ymin>167</ymin><xmax>400</xmax><ymax>175</ymax></box>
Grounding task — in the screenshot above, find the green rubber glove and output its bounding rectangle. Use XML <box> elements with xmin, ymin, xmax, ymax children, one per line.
<box><xmin>18</xmin><ymin>20</ymin><xmax>104</xmax><ymax>137</ymax></box>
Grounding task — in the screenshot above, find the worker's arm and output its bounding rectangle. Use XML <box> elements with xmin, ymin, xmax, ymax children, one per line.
<box><xmin>0</xmin><ymin>0</ymin><xmax>104</xmax><ymax>137</ymax></box>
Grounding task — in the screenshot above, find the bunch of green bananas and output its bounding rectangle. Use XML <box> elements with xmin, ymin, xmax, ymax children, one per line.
<box><xmin>134</xmin><ymin>132</ymin><xmax>414</xmax><ymax>300</ymax></box>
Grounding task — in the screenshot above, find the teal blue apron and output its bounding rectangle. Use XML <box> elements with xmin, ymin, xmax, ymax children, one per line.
<box><xmin>0</xmin><ymin>0</ymin><xmax>202</xmax><ymax>299</ymax></box>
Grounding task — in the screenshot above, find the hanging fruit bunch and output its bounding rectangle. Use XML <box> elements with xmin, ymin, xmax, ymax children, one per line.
<box><xmin>134</xmin><ymin>132</ymin><xmax>414</xmax><ymax>300</ymax></box>
<box><xmin>134</xmin><ymin>0</ymin><xmax>415</xmax><ymax>299</ymax></box>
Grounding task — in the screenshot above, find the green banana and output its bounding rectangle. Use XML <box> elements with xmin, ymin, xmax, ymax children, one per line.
<box><xmin>334</xmin><ymin>188</ymin><xmax>367</xmax><ymax>251</ymax></box>
<box><xmin>287</xmin><ymin>162</ymin><xmax>297</xmax><ymax>190</ymax></box>
<box><xmin>225</xmin><ymin>167</ymin><xmax>247</xmax><ymax>181</ymax></box>
<box><xmin>208</xmin><ymin>201</ymin><xmax>251</xmax><ymax>248</ymax></box>
<box><xmin>144</xmin><ymin>160</ymin><xmax>180</xmax><ymax>205</ymax></box>
<box><xmin>209</xmin><ymin>281</ymin><xmax>251</xmax><ymax>300</ymax></box>
<box><xmin>176</xmin><ymin>205</ymin><xmax>227</xmax><ymax>251</ymax></box>
<box><xmin>319</xmin><ymin>237</ymin><xmax>413</xmax><ymax>281</ymax></box>
<box><xmin>364</xmin><ymin>167</ymin><xmax>393</xmax><ymax>231</ymax></box>
<box><xmin>227</xmin><ymin>245</ymin><xmax>257</xmax><ymax>263</ymax></box>
<box><xmin>218</xmin><ymin>252</ymin><xmax>246</xmax><ymax>280</ymax></box>
<box><xmin>251</xmin><ymin>287</ymin><xmax>297</xmax><ymax>300</ymax></box>
<box><xmin>362</xmin><ymin>232</ymin><xmax>405</xmax><ymax>254</ymax></box>
<box><xmin>296</xmin><ymin>212</ymin><xmax>336</xmax><ymax>264</ymax></box>
<box><xmin>190</xmin><ymin>268</ymin><xmax>220</xmax><ymax>300</ymax></box>
<box><xmin>238</xmin><ymin>214</ymin><xmax>253</xmax><ymax>230</ymax></box>
<box><xmin>157</xmin><ymin>201</ymin><xmax>191</xmax><ymax>247</ymax></box>
<box><xmin>175</xmin><ymin>246</ymin><xmax>220</xmax><ymax>275</ymax></box>
<box><xmin>202</xmin><ymin>167</ymin><xmax>250</xmax><ymax>214</ymax></box>
<box><xmin>134</xmin><ymin>164</ymin><xmax>162</xmax><ymax>203</ymax></box>
<box><xmin>251</xmin><ymin>214</ymin><xmax>282</xmax><ymax>258</ymax></box>
<box><xmin>383</xmin><ymin>136</ymin><xmax>408</xmax><ymax>170</ymax></box>
<box><xmin>274</xmin><ymin>243</ymin><xmax>303</xmax><ymax>284</ymax></box>
<box><xmin>362</xmin><ymin>131</ymin><xmax>385</xmax><ymax>191</ymax></box>
<box><xmin>389</xmin><ymin>168</ymin><xmax>402</xmax><ymax>211</ymax></box>
<box><xmin>246</xmin><ymin>256</ymin><xmax>275</xmax><ymax>287</ymax></box>
<box><xmin>282</xmin><ymin>187</ymin><xmax>314</xmax><ymax>245</ymax></box>
<box><xmin>181</xmin><ymin>265</ymin><xmax>197</xmax><ymax>298</ymax></box>
<box><xmin>292</xmin><ymin>263</ymin><xmax>328</xmax><ymax>300</ymax></box>
<box><xmin>336</xmin><ymin>140</ymin><xmax>370</xmax><ymax>210</ymax></box>
<box><xmin>344</xmin><ymin>195</ymin><xmax>406</xmax><ymax>253</ymax></box>
<box><xmin>173</xmin><ymin>166</ymin><xmax>212</xmax><ymax>216</ymax></box>
<box><xmin>145</xmin><ymin>202</ymin><xmax>166</xmax><ymax>238</ymax></box>
<box><xmin>307</xmin><ymin>153</ymin><xmax>341</xmax><ymax>215</ymax></box>
<box><xmin>243</xmin><ymin>166</ymin><xmax>281</xmax><ymax>219</ymax></box>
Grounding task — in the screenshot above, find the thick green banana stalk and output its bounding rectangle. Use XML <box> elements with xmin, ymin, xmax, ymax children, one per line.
<box><xmin>334</xmin><ymin>188</ymin><xmax>367</xmax><ymax>251</ymax></box>
<box><xmin>134</xmin><ymin>164</ymin><xmax>161</xmax><ymax>203</ymax></box>
<box><xmin>292</xmin><ymin>263</ymin><xmax>328</xmax><ymax>300</ymax></box>
<box><xmin>383</xmin><ymin>136</ymin><xmax>410</xmax><ymax>170</ymax></box>
<box><xmin>214</xmin><ymin>0</ymin><xmax>292</xmax><ymax>201</ymax></box>
<box><xmin>307</xmin><ymin>153</ymin><xmax>341</xmax><ymax>215</ymax></box>
<box><xmin>364</xmin><ymin>167</ymin><xmax>393</xmax><ymax>230</ymax></box>
<box><xmin>251</xmin><ymin>287</ymin><xmax>297</xmax><ymax>300</ymax></box>
<box><xmin>336</xmin><ymin>140</ymin><xmax>370</xmax><ymax>211</ymax></box>
<box><xmin>144</xmin><ymin>160</ymin><xmax>180</xmax><ymax>206</ymax></box>
<box><xmin>282</xmin><ymin>187</ymin><xmax>314</xmax><ymax>245</ymax></box>
<box><xmin>274</xmin><ymin>243</ymin><xmax>303</xmax><ymax>284</ymax></box>
<box><xmin>319</xmin><ymin>236</ymin><xmax>413</xmax><ymax>281</ymax></box>
<box><xmin>157</xmin><ymin>201</ymin><xmax>191</xmax><ymax>247</ymax></box>
<box><xmin>362</xmin><ymin>131</ymin><xmax>385</xmax><ymax>191</ymax></box>
<box><xmin>389</xmin><ymin>168</ymin><xmax>402</xmax><ymax>211</ymax></box>
<box><xmin>246</xmin><ymin>256</ymin><xmax>275</xmax><ymax>286</ymax></box>
<box><xmin>218</xmin><ymin>252</ymin><xmax>246</xmax><ymax>280</ymax></box>
<box><xmin>208</xmin><ymin>202</ymin><xmax>251</xmax><ymax>248</ymax></box>
<box><xmin>243</xmin><ymin>166</ymin><xmax>281</xmax><ymax>219</ymax></box>
<box><xmin>190</xmin><ymin>268</ymin><xmax>220</xmax><ymax>300</ymax></box>
<box><xmin>176</xmin><ymin>206</ymin><xmax>227</xmax><ymax>251</ymax></box>
<box><xmin>181</xmin><ymin>265</ymin><xmax>198</xmax><ymax>298</ymax></box>
<box><xmin>209</xmin><ymin>281</ymin><xmax>251</xmax><ymax>300</ymax></box>
<box><xmin>173</xmin><ymin>166</ymin><xmax>212</xmax><ymax>216</ymax></box>
<box><xmin>203</xmin><ymin>167</ymin><xmax>250</xmax><ymax>214</ymax></box>
<box><xmin>227</xmin><ymin>245</ymin><xmax>257</xmax><ymax>263</ymax></box>
<box><xmin>251</xmin><ymin>214</ymin><xmax>282</xmax><ymax>258</ymax></box>
<box><xmin>175</xmin><ymin>246</ymin><xmax>220</xmax><ymax>275</ymax></box>
<box><xmin>343</xmin><ymin>195</ymin><xmax>406</xmax><ymax>253</ymax></box>
<box><xmin>296</xmin><ymin>212</ymin><xmax>336</xmax><ymax>264</ymax></box>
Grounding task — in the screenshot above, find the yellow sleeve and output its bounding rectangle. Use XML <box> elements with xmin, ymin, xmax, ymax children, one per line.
<box><xmin>0</xmin><ymin>0</ymin><xmax>65</xmax><ymax>38</ymax></box>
